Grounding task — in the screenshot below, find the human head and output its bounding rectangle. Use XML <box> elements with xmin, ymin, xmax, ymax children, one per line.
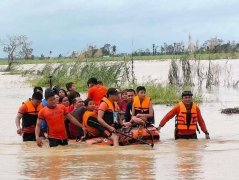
<box><xmin>31</xmin><ymin>92</ymin><xmax>43</xmax><ymax>107</ymax></box>
<box><xmin>182</xmin><ymin>91</ymin><xmax>193</xmax><ymax>105</ymax></box>
<box><xmin>97</xmin><ymin>81</ymin><xmax>103</xmax><ymax>86</ymax></box>
<box><xmin>84</xmin><ymin>98</ymin><xmax>95</xmax><ymax>111</ymax></box>
<box><xmin>127</xmin><ymin>89</ymin><xmax>136</xmax><ymax>102</ymax></box>
<box><xmin>136</xmin><ymin>86</ymin><xmax>146</xmax><ymax>100</ymax></box>
<box><xmin>59</xmin><ymin>96</ymin><xmax>70</xmax><ymax>107</ymax></box>
<box><xmin>52</xmin><ymin>86</ymin><xmax>59</xmax><ymax>94</ymax></box>
<box><xmin>45</xmin><ymin>88</ymin><xmax>57</xmax><ymax>108</ymax></box>
<box><xmin>58</xmin><ymin>89</ymin><xmax>67</xmax><ymax>98</ymax></box>
<box><xmin>68</xmin><ymin>92</ymin><xmax>80</xmax><ymax>105</ymax></box>
<box><xmin>87</xmin><ymin>77</ymin><xmax>98</xmax><ymax>88</ymax></box>
<box><xmin>121</xmin><ymin>89</ymin><xmax>128</xmax><ymax>100</ymax></box>
<box><xmin>73</xmin><ymin>97</ymin><xmax>85</xmax><ymax>109</ymax></box>
<box><xmin>33</xmin><ymin>86</ymin><xmax>43</xmax><ymax>94</ymax></box>
<box><xmin>66</xmin><ymin>82</ymin><xmax>76</xmax><ymax>92</ymax></box>
<box><xmin>54</xmin><ymin>94</ymin><xmax>60</xmax><ymax>104</ymax></box>
<box><xmin>106</xmin><ymin>88</ymin><xmax>120</xmax><ymax>102</ymax></box>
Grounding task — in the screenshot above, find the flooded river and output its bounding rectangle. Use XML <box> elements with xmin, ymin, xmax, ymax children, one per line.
<box><xmin>1</xmin><ymin>60</ymin><xmax>239</xmax><ymax>179</ymax></box>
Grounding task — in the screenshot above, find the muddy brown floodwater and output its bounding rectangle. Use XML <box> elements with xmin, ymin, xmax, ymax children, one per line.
<box><xmin>1</xmin><ymin>61</ymin><xmax>239</xmax><ymax>179</ymax></box>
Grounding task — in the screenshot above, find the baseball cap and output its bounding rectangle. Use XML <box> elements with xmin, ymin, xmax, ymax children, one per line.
<box><xmin>107</xmin><ymin>88</ymin><xmax>120</xmax><ymax>96</ymax></box>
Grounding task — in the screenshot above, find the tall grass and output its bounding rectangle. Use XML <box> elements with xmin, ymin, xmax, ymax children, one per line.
<box><xmin>142</xmin><ymin>81</ymin><xmax>202</xmax><ymax>104</ymax></box>
<box><xmin>22</xmin><ymin>60</ymin><xmax>194</xmax><ymax>104</ymax></box>
<box><xmin>25</xmin><ymin>60</ymin><xmax>133</xmax><ymax>92</ymax></box>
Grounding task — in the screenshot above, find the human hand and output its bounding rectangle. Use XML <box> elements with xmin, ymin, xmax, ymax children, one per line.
<box><xmin>205</xmin><ymin>131</ymin><xmax>210</xmax><ymax>139</ymax></box>
<box><xmin>123</xmin><ymin>122</ymin><xmax>132</xmax><ymax>127</ymax></box>
<box><xmin>17</xmin><ymin>128</ymin><xmax>22</xmax><ymax>135</ymax></box>
<box><xmin>205</xmin><ymin>134</ymin><xmax>210</xmax><ymax>139</ymax></box>
<box><xmin>109</xmin><ymin>126</ymin><xmax>116</xmax><ymax>133</ymax></box>
<box><xmin>136</xmin><ymin>114</ymin><xmax>142</xmax><ymax>118</ymax></box>
<box><xmin>36</xmin><ymin>137</ymin><xmax>43</xmax><ymax>147</ymax></box>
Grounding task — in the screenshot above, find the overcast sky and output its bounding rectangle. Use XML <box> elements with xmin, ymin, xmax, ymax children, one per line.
<box><xmin>0</xmin><ymin>0</ymin><xmax>238</xmax><ymax>57</ymax></box>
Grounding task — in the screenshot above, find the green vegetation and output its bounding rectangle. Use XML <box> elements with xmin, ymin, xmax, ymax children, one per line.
<box><xmin>20</xmin><ymin>59</ymin><xmax>203</xmax><ymax>104</ymax></box>
<box><xmin>25</xmin><ymin>60</ymin><xmax>133</xmax><ymax>92</ymax></box>
<box><xmin>143</xmin><ymin>82</ymin><xmax>202</xmax><ymax>104</ymax></box>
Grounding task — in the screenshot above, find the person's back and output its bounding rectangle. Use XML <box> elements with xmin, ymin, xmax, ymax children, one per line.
<box><xmin>88</xmin><ymin>84</ymin><xmax>107</xmax><ymax>106</ymax></box>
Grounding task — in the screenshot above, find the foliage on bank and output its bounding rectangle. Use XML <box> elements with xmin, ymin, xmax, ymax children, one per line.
<box><xmin>21</xmin><ymin>60</ymin><xmax>202</xmax><ymax>104</ymax></box>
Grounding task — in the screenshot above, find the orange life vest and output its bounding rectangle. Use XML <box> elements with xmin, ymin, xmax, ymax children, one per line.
<box><xmin>22</xmin><ymin>100</ymin><xmax>44</xmax><ymax>133</ymax></box>
<box><xmin>176</xmin><ymin>101</ymin><xmax>198</xmax><ymax>131</ymax></box>
<box><xmin>82</xmin><ymin>111</ymin><xmax>99</xmax><ymax>136</ymax></box>
<box><xmin>133</xmin><ymin>96</ymin><xmax>151</xmax><ymax>114</ymax></box>
<box><xmin>101</xmin><ymin>97</ymin><xmax>119</xmax><ymax>125</ymax></box>
<box><xmin>133</xmin><ymin>96</ymin><xmax>154</xmax><ymax>123</ymax></box>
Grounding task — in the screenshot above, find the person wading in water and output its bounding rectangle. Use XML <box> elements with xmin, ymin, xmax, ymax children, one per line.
<box><xmin>158</xmin><ymin>91</ymin><xmax>210</xmax><ymax>140</ymax></box>
<box><xmin>15</xmin><ymin>92</ymin><xmax>43</xmax><ymax>141</ymax></box>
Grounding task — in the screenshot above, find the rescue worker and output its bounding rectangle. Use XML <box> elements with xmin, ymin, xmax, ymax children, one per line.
<box><xmin>158</xmin><ymin>91</ymin><xmax>210</xmax><ymax>140</ymax></box>
<box><xmin>15</xmin><ymin>92</ymin><xmax>43</xmax><ymax>141</ymax></box>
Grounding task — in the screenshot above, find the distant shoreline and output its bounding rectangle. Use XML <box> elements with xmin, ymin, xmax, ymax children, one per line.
<box><xmin>1</xmin><ymin>52</ymin><xmax>239</xmax><ymax>65</ymax></box>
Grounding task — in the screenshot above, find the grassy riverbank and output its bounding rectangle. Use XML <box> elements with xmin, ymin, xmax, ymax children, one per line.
<box><xmin>1</xmin><ymin>52</ymin><xmax>239</xmax><ymax>65</ymax></box>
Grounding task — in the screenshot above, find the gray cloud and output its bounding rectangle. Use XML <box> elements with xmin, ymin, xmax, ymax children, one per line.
<box><xmin>0</xmin><ymin>0</ymin><xmax>238</xmax><ymax>56</ymax></box>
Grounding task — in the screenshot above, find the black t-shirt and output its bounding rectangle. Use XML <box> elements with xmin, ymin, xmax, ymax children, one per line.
<box><xmin>124</xmin><ymin>102</ymin><xmax>133</xmax><ymax>122</ymax></box>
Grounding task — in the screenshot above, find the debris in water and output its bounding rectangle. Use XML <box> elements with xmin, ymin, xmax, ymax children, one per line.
<box><xmin>221</xmin><ymin>107</ymin><xmax>239</xmax><ymax>114</ymax></box>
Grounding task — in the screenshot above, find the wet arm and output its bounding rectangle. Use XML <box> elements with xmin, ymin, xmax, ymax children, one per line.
<box><xmin>66</xmin><ymin>113</ymin><xmax>84</xmax><ymax>128</ymax></box>
<box><xmin>35</xmin><ymin>118</ymin><xmax>42</xmax><ymax>139</ymax></box>
<box><xmin>15</xmin><ymin>113</ymin><xmax>23</xmax><ymax>129</ymax></box>
<box><xmin>197</xmin><ymin>107</ymin><xmax>208</xmax><ymax>133</ymax></box>
<box><xmin>131</xmin><ymin>105</ymin><xmax>135</xmax><ymax>116</ymax></box>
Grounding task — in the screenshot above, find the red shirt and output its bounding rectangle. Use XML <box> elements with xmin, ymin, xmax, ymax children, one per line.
<box><xmin>67</xmin><ymin>104</ymin><xmax>74</xmax><ymax>113</ymax></box>
<box><xmin>118</xmin><ymin>99</ymin><xmax>128</xmax><ymax>112</ymax></box>
<box><xmin>159</xmin><ymin>104</ymin><xmax>208</xmax><ymax>135</ymax></box>
<box><xmin>38</xmin><ymin>104</ymin><xmax>68</xmax><ymax>139</ymax></box>
<box><xmin>88</xmin><ymin>85</ymin><xmax>107</xmax><ymax>107</ymax></box>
